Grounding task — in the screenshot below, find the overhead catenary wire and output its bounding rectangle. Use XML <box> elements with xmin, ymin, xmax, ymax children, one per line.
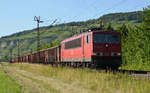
<box><xmin>9</xmin><ymin>49</ymin><xmax>13</xmax><ymax>62</ymax></box>
<box><xmin>40</xmin><ymin>19</ymin><xmax>58</xmax><ymax>35</ymax></box>
<box><xmin>85</xmin><ymin>0</ymin><xmax>149</xmax><ymax>19</ymax></box>
<box><xmin>127</xmin><ymin>0</ymin><xmax>150</xmax><ymax>11</ymax></box>
<box><xmin>73</xmin><ymin>0</ymin><xmax>99</xmax><ymax>20</ymax></box>
<box><xmin>17</xmin><ymin>39</ymin><xmax>20</xmax><ymax>58</ymax></box>
<box><xmin>92</xmin><ymin>0</ymin><xmax>128</xmax><ymax>18</ymax></box>
<box><xmin>41</xmin><ymin>17</ymin><xmax>61</xmax><ymax>26</ymax></box>
<box><xmin>72</xmin><ymin>0</ymin><xmax>128</xmax><ymax>21</ymax></box>
<box><xmin>72</xmin><ymin>0</ymin><xmax>149</xmax><ymax>28</ymax></box>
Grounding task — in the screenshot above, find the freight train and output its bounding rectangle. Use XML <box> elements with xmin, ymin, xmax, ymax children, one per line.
<box><xmin>11</xmin><ymin>28</ymin><xmax>122</xmax><ymax>69</ymax></box>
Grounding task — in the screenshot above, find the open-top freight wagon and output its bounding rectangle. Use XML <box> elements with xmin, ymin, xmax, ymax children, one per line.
<box><xmin>11</xmin><ymin>28</ymin><xmax>122</xmax><ymax>69</ymax></box>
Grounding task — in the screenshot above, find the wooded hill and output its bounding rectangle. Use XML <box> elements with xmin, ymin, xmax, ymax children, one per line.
<box><xmin>1</xmin><ymin>9</ymin><xmax>150</xmax><ymax>70</ymax></box>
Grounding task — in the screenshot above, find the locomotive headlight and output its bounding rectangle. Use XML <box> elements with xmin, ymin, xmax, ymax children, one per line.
<box><xmin>117</xmin><ymin>53</ymin><xmax>121</xmax><ymax>56</ymax></box>
<box><xmin>93</xmin><ymin>52</ymin><xmax>103</xmax><ymax>56</ymax></box>
<box><xmin>105</xmin><ymin>44</ymin><xmax>109</xmax><ymax>47</ymax></box>
<box><xmin>111</xmin><ymin>52</ymin><xmax>121</xmax><ymax>56</ymax></box>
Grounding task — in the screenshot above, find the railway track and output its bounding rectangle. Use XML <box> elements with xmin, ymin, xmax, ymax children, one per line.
<box><xmin>123</xmin><ymin>70</ymin><xmax>150</xmax><ymax>79</ymax></box>
<box><xmin>115</xmin><ymin>70</ymin><xmax>150</xmax><ymax>79</ymax></box>
<box><xmin>94</xmin><ymin>68</ymin><xmax>150</xmax><ymax>79</ymax></box>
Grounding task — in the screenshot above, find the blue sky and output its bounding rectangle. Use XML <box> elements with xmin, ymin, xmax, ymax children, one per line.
<box><xmin>0</xmin><ymin>0</ymin><xmax>149</xmax><ymax>37</ymax></box>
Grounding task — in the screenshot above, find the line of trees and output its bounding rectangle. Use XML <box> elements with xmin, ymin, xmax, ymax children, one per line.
<box><xmin>117</xmin><ymin>6</ymin><xmax>150</xmax><ymax>70</ymax></box>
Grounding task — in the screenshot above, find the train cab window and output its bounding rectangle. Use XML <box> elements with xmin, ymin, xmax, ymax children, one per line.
<box><xmin>87</xmin><ymin>34</ymin><xmax>91</xmax><ymax>43</ymax></box>
<box><xmin>65</xmin><ymin>38</ymin><xmax>81</xmax><ymax>49</ymax></box>
<box><xmin>93</xmin><ymin>34</ymin><xmax>120</xmax><ymax>44</ymax></box>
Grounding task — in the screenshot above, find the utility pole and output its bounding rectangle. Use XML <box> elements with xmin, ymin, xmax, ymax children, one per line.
<box><xmin>17</xmin><ymin>39</ymin><xmax>21</xmax><ymax>62</ymax></box>
<box><xmin>30</xmin><ymin>49</ymin><xmax>33</xmax><ymax>54</ymax></box>
<box><xmin>34</xmin><ymin>16</ymin><xmax>44</xmax><ymax>62</ymax></box>
<box><xmin>100</xmin><ymin>19</ymin><xmax>104</xmax><ymax>30</ymax></box>
<box><xmin>17</xmin><ymin>40</ymin><xmax>20</xmax><ymax>58</ymax></box>
<box><xmin>10</xmin><ymin>49</ymin><xmax>13</xmax><ymax>63</ymax></box>
<box><xmin>34</xmin><ymin>16</ymin><xmax>44</xmax><ymax>52</ymax></box>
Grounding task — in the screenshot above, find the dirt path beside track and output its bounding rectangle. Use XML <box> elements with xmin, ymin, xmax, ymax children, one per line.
<box><xmin>2</xmin><ymin>63</ymin><xmax>92</xmax><ymax>93</ymax></box>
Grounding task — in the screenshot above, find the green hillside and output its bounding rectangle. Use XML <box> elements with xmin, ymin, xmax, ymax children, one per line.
<box><xmin>0</xmin><ymin>11</ymin><xmax>142</xmax><ymax>61</ymax></box>
<box><xmin>1</xmin><ymin>9</ymin><xmax>150</xmax><ymax>71</ymax></box>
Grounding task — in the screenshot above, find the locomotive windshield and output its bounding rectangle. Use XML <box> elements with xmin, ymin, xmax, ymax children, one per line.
<box><xmin>93</xmin><ymin>34</ymin><xmax>120</xmax><ymax>44</ymax></box>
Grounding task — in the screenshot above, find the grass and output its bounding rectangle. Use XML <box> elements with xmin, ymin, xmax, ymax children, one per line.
<box><xmin>1</xmin><ymin>62</ymin><xmax>150</xmax><ymax>93</ymax></box>
<box><xmin>120</xmin><ymin>64</ymin><xmax>150</xmax><ymax>71</ymax></box>
<box><xmin>0</xmin><ymin>63</ymin><xmax>21</xmax><ymax>93</ymax></box>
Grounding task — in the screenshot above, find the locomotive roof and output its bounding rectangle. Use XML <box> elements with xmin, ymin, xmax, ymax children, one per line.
<box><xmin>62</xmin><ymin>29</ymin><xmax>120</xmax><ymax>43</ymax></box>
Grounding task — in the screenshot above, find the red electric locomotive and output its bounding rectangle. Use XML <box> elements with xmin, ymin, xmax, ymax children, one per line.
<box><xmin>11</xmin><ymin>28</ymin><xmax>122</xmax><ymax>69</ymax></box>
<box><xmin>61</xmin><ymin>29</ymin><xmax>121</xmax><ymax>69</ymax></box>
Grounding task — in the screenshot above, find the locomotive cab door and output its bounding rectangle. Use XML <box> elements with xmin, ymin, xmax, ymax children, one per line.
<box><xmin>82</xmin><ymin>36</ymin><xmax>85</xmax><ymax>62</ymax></box>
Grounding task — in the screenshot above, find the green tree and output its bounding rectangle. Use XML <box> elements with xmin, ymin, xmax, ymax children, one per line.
<box><xmin>121</xmin><ymin>6</ymin><xmax>150</xmax><ymax>70</ymax></box>
<box><xmin>141</xmin><ymin>5</ymin><xmax>150</xmax><ymax>67</ymax></box>
<box><xmin>119</xmin><ymin>24</ymin><xmax>129</xmax><ymax>37</ymax></box>
<box><xmin>141</xmin><ymin>5</ymin><xmax>150</xmax><ymax>31</ymax></box>
<box><xmin>105</xmin><ymin>23</ymin><xmax>114</xmax><ymax>31</ymax></box>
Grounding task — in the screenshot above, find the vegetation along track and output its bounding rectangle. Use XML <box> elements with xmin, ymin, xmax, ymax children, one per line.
<box><xmin>1</xmin><ymin>62</ymin><xmax>150</xmax><ymax>93</ymax></box>
<box><xmin>95</xmin><ymin>69</ymin><xmax>150</xmax><ymax>80</ymax></box>
<box><xmin>117</xmin><ymin>70</ymin><xmax>150</xmax><ymax>79</ymax></box>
